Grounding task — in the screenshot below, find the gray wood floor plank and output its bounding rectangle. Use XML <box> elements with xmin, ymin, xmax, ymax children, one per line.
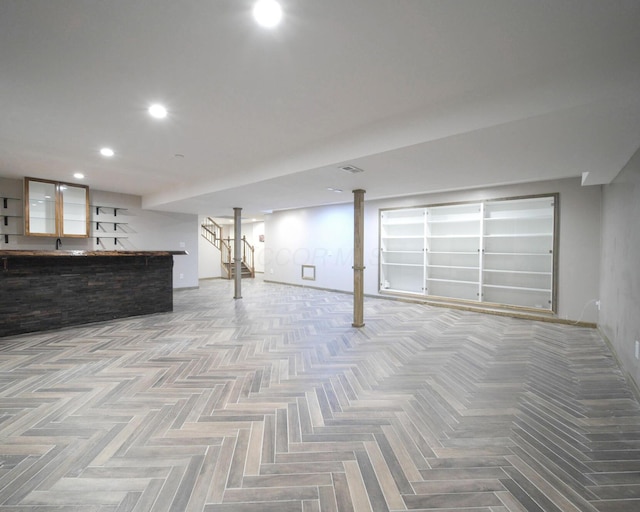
<box><xmin>0</xmin><ymin>278</ymin><xmax>638</xmax><ymax>511</ymax></box>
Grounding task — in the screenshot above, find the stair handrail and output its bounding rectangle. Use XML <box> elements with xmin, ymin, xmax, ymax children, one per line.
<box><xmin>201</xmin><ymin>218</ymin><xmax>233</xmax><ymax>278</ymax></box>
<box><xmin>242</xmin><ymin>236</ymin><xmax>255</xmax><ymax>278</ymax></box>
<box><xmin>219</xmin><ymin>237</ymin><xmax>231</xmax><ymax>279</ymax></box>
<box><xmin>201</xmin><ymin>217</ymin><xmax>223</xmax><ymax>250</ymax></box>
<box><xmin>200</xmin><ymin>217</ymin><xmax>255</xmax><ymax>279</ymax></box>
<box><xmin>224</xmin><ymin>236</ymin><xmax>256</xmax><ymax>278</ymax></box>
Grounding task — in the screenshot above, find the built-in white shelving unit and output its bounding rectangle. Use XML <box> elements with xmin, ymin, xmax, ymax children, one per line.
<box><xmin>426</xmin><ymin>202</ymin><xmax>482</xmax><ymax>301</ymax></box>
<box><xmin>379</xmin><ymin>194</ymin><xmax>557</xmax><ymax>311</ymax></box>
<box><xmin>380</xmin><ymin>208</ymin><xmax>425</xmax><ymax>294</ymax></box>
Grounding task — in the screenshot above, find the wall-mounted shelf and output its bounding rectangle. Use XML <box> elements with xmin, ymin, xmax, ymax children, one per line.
<box><xmin>2</xmin><ymin>197</ymin><xmax>22</xmax><ymax>209</ymax></box>
<box><xmin>90</xmin><ymin>204</ymin><xmax>131</xmax><ymax>249</ymax></box>
<box><xmin>94</xmin><ymin>221</ymin><xmax>128</xmax><ymax>230</ymax></box>
<box><xmin>1</xmin><ymin>214</ymin><xmax>22</xmax><ymax>224</ymax></box>
<box><xmin>93</xmin><ymin>205</ymin><xmax>128</xmax><ymax>216</ymax></box>
<box><xmin>1</xmin><ymin>197</ymin><xmax>23</xmax><ymax>243</ymax></box>
<box><xmin>92</xmin><ymin>236</ymin><xmax>128</xmax><ymax>246</ymax></box>
<box><xmin>379</xmin><ymin>195</ymin><xmax>558</xmax><ymax>311</ymax></box>
<box><xmin>1</xmin><ymin>232</ymin><xmax>24</xmax><ymax>243</ymax></box>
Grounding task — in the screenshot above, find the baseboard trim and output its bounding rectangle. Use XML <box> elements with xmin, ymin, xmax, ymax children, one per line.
<box><xmin>598</xmin><ymin>327</ymin><xmax>640</xmax><ymax>403</ymax></box>
<box><xmin>262</xmin><ymin>279</ymin><xmax>596</xmax><ymax>328</ymax></box>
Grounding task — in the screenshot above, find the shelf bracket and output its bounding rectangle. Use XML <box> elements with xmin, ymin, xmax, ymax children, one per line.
<box><xmin>3</xmin><ymin>235</ymin><xmax>8</xmax><ymax>244</ymax></box>
<box><xmin>2</xmin><ymin>198</ymin><xmax>7</xmax><ymax>209</ymax></box>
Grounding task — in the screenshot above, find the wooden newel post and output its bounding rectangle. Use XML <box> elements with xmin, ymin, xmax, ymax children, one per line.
<box><xmin>352</xmin><ymin>189</ymin><xmax>366</xmax><ymax>327</ymax></box>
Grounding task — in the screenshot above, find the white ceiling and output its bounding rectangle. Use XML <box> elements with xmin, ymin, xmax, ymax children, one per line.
<box><xmin>2</xmin><ymin>0</ymin><xmax>639</xmax><ymax>218</ymax></box>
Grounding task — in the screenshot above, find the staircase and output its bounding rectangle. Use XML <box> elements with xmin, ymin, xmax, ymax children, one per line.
<box><xmin>201</xmin><ymin>217</ymin><xmax>255</xmax><ymax>279</ymax></box>
<box><xmin>223</xmin><ymin>260</ymin><xmax>254</xmax><ymax>279</ymax></box>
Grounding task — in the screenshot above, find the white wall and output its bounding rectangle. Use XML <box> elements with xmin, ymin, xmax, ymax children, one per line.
<box><xmin>246</xmin><ymin>221</ymin><xmax>265</xmax><ymax>273</ymax></box>
<box><xmin>265</xmin><ymin>178</ymin><xmax>602</xmax><ymax>322</ymax></box>
<box><xmin>0</xmin><ymin>178</ymin><xmax>199</xmax><ymax>289</ymax></box>
<box><xmin>265</xmin><ymin>203</ymin><xmax>355</xmax><ymax>289</ymax></box>
<box><xmin>599</xmin><ymin>148</ymin><xmax>640</xmax><ymax>389</ymax></box>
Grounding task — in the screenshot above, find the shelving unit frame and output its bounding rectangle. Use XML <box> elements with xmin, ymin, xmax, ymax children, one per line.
<box><xmin>379</xmin><ymin>194</ymin><xmax>559</xmax><ymax>312</ymax></box>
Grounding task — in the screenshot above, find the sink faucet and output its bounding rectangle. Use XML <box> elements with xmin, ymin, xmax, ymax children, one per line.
<box><xmin>55</xmin><ymin>238</ymin><xmax>62</xmax><ymax>250</ymax></box>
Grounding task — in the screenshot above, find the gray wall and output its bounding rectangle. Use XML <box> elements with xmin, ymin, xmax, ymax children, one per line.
<box><xmin>599</xmin><ymin>148</ymin><xmax>640</xmax><ymax>389</ymax></box>
<box><xmin>265</xmin><ymin>177</ymin><xmax>602</xmax><ymax>323</ymax></box>
<box><xmin>0</xmin><ymin>178</ymin><xmax>198</xmax><ymax>289</ymax></box>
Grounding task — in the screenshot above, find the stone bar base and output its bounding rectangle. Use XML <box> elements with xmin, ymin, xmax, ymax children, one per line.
<box><xmin>1</xmin><ymin>251</ymin><xmax>183</xmax><ymax>337</ymax></box>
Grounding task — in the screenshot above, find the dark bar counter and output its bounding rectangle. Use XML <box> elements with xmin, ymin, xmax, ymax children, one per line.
<box><xmin>0</xmin><ymin>250</ymin><xmax>187</xmax><ymax>337</ymax></box>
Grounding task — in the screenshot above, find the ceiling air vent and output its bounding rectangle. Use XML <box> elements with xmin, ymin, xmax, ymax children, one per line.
<box><xmin>338</xmin><ymin>164</ymin><xmax>364</xmax><ymax>174</ymax></box>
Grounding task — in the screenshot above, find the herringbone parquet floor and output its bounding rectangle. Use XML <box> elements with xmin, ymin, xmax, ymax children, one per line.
<box><xmin>1</xmin><ymin>278</ymin><xmax>639</xmax><ymax>511</ymax></box>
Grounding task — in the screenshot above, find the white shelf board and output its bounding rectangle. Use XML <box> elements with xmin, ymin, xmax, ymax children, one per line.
<box><xmin>381</xmin><ymin>262</ymin><xmax>423</xmax><ymax>267</ymax></box>
<box><xmin>381</xmin><ymin>235</ymin><xmax>424</xmax><ymax>239</ymax></box>
<box><xmin>427</xmin><ymin>265</ymin><xmax>480</xmax><ymax>270</ymax></box>
<box><xmin>381</xmin><ymin>287</ymin><xmax>424</xmax><ymax>295</ymax></box>
<box><xmin>381</xmin><ymin>218</ymin><xmax>424</xmax><ymax>226</ymax></box>
<box><xmin>483</xmin><ymin>284</ymin><xmax>550</xmax><ymax>293</ymax></box>
<box><xmin>427</xmin><ymin>218</ymin><xmax>481</xmax><ymax>224</ymax></box>
<box><xmin>484</xmin><ymin>210</ymin><xmax>553</xmax><ymax>220</ymax></box>
<box><xmin>484</xmin><ymin>252</ymin><xmax>551</xmax><ymax>256</ymax></box>
<box><xmin>427</xmin><ymin>278</ymin><xmax>479</xmax><ymax>285</ymax></box>
<box><xmin>381</xmin><ymin>250</ymin><xmax>423</xmax><ymax>254</ymax></box>
<box><xmin>427</xmin><ymin>234</ymin><xmax>481</xmax><ymax>239</ymax></box>
<box><xmin>483</xmin><ymin>233</ymin><xmax>552</xmax><ymax>238</ymax></box>
<box><xmin>483</xmin><ymin>269</ymin><xmax>551</xmax><ymax>275</ymax></box>
<box><xmin>428</xmin><ymin>251</ymin><xmax>479</xmax><ymax>255</ymax></box>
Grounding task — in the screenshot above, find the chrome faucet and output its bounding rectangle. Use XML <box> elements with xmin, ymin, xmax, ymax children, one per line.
<box><xmin>55</xmin><ymin>238</ymin><xmax>62</xmax><ymax>250</ymax></box>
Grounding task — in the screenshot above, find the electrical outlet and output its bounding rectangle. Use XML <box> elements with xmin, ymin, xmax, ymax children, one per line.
<box><xmin>179</xmin><ymin>273</ymin><xmax>184</xmax><ymax>279</ymax></box>
<box><xmin>635</xmin><ymin>340</ymin><xmax>639</xmax><ymax>360</ymax></box>
<box><xmin>595</xmin><ymin>300</ymin><xmax>601</xmax><ymax>311</ymax></box>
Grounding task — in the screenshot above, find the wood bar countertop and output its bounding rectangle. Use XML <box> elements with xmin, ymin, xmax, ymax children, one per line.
<box><xmin>0</xmin><ymin>250</ymin><xmax>188</xmax><ymax>257</ymax></box>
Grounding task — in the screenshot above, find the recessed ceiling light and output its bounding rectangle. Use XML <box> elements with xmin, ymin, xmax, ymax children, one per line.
<box><xmin>100</xmin><ymin>147</ymin><xmax>115</xmax><ymax>157</ymax></box>
<box><xmin>327</xmin><ymin>187</ymin><xmax>343</xmax><ymax>193</ymax></box>
<box><xmin>253</xmin><ymin>0</ymin><xmax>283</xmax><ymax>28</ymax></box>
<box><xmin>148</xmin><ymin>103</ymin><xmax>168</xmax><ymax>119</ymax></box>
<box><xmin>73</xmin><ymin>172</ymin><xmax>85</xmax><ymax>179</ymax></box>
